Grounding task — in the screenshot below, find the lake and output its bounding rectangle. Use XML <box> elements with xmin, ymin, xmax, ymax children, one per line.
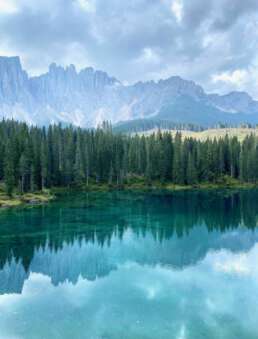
<box><xmin>0</xmin><ymin>190</ymin><xmax>258</xmax><ymax>339</ymax></box>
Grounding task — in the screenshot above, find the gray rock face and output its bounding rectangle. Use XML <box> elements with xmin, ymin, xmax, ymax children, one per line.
<box><xmin>0</xmin><ymin>56</ymin><xmax>258</xmax><ymax>127</ymax></box>
<box><xmin>208</xmin><ymin>91</ymin><xmax>258</xmax><ymax>114</ymax></box>
<box><xmin>0</xmin><ymin>56</ymin><xmax>30</xmax><ymax>103</ymax></box>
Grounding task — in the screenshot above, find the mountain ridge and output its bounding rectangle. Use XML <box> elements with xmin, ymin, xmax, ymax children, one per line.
<box><xmin>0</xmin><ymin>55</ymin><xmax>258</xmax><ymax>127</ymax></box>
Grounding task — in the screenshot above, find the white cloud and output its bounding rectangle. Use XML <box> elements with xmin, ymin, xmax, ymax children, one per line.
<box><xmin>177</xmin><ymin>324</ymin><xmax>186</xmax><ymax>339</ymax></box>
<box><xmin>77</xmin><ymin>0</ymin><xmax>95</xmax><ymax>13</ymax></box>
<box><xmin>0</xmin><ymin>0</ymin><xmax>18</xmax><ymax>14</ymax></box>
<box><xmin>134</xmin><ymin>47</ymin><xmax>161</xmax><ymax>65</ymax></box>
<box><xmin>210</xmin><ymin>244</ymin><xmax>258</xmax><ymax>278</ymax></box>
<box><xmin>1</xmin><ymin>238</ymin><xmax>258</xmax><ymax>338</ymax></box>
<box><xmin>202</xmin><ymin>34</ymin><xmax>216</xmax><ymax>48</ymax></box>
<box><xmin>171</xmin><ymin>0</ymin><xmax>183</xmax><ymax>23</ymax></box>
<box><xmin>212</xmin><ymin>69</ymin><xmax>248</xmax><ymax>87</ymax></box>
<box><xmin>214</xmin><ymin>255</ymin><xmax>250</xmax><ymax>275</ymax></box>
<box><xmin>0</xmin><ymin>0</ymin><xmax>257</xmax><ymax>96</ymax></box>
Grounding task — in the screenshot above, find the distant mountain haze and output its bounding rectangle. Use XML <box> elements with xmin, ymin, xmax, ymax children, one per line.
<box><xmin>1</xmin><ymin>56</ymin><xmax>258</xmax><ymax>127</ymax></box>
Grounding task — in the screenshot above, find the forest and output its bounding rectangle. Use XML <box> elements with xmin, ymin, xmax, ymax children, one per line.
<box><xmin>0</xmin><ymin>119</ymin><xmax>258</xmax><ymax>195</ymax></box>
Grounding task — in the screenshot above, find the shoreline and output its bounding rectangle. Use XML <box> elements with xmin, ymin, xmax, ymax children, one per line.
<box><xmin>0</xmin><ymin>191</ymin><xmax>55</xmax><ymax>209</ymax></box>
<box><xmin>1</xmin><ymin>181</ymin><xmax>257</xmax><ymax>210</ymax></box>
<box><xmin>52</xmin><ymin>180</ymin><xmax>258</xmax><ymax>193</ymax></box>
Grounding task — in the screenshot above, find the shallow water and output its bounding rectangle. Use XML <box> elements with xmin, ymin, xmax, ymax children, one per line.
<box><xmin>0</xmin><ymin>190</ymin><xmax>258</xmax><ymax>339</ymax></box>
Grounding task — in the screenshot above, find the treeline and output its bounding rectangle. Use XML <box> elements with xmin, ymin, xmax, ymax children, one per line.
<box><xmin>113</xmin><ymin>118</ymin><xmax>204</xmax><ymax>133</ymax></box>
<box><xmin>1</xmin><ymin>120</ymin><xmax>258</xmax><ymax>195</ymax></box>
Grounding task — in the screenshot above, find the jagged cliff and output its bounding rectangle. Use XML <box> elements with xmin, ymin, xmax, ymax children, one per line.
<box><xmin>0</xmin><ymin>56</ymin><xmax>258</xmax><ymax>127</ymax></box>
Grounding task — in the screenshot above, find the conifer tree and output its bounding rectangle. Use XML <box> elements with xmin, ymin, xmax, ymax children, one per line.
<box><xmin>1</xmin><ymin>119</ymin><xmax>258</xmax><ymax>192</ymax></box>
<box><xmin>4</xmin><ymin>140</ymin><xmax>15</xmax><ymax>196</ymax></box>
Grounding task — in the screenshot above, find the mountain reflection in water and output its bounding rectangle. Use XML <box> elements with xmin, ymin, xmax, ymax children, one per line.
<box><xmin>0</xmin><ymin>190</ymin><xmax>258</xmax><ymax>295</ymax></box>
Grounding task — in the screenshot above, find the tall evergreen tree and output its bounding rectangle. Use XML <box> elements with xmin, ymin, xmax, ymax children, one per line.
<box><xmin>4</xmin><ymin>140</ymin><xmax>15</xmax><ymax>196</ymax></box>
<box><xmin>0</xmin><ymin>119</ymin><xmax>258</xmax><ymax>192</ymax></box>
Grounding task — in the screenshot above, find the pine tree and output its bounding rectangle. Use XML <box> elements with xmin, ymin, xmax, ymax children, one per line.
<box><xmin>40</xmin><ymin>140</ymin><xmax>48</xmax><ymax>189</ymax></box>
<box><xmin>172</xmin><ymin>133</ymin><xmax>183</xmax><ymax>184</ymax></box>
<box><xmin>1</xmin><ymin>119</ymin><xmax>258</xmax><ymax>192</ymax></box>
<box><xmin>145</xmin><ymin>141</ymin><xmax>152</xmax><ymax>184</ymax></box>
<box><xmin>186</xmin><ymin>153</ymin><xmax>197</xmax><ymax>185</ymax></box>
<box><xmin>4</xmin><ymin>140</ymin><xmax>15</xmax><ymax>196</ymax></box>
<box><xmin>74</xmin><ymin>135</ymin><xmax>84</xmax><ymax>185</ymax></box>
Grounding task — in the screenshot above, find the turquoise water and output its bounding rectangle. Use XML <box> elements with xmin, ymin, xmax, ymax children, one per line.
<box><xmin>0</xmin><ymin>190</ymin><xmax>258</xmax><ymax>339</ymax></box>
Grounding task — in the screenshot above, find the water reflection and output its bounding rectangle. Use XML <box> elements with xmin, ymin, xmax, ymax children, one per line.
<box><xmin>0</xmin><ymin>191</ymin><xmax>258</xmax><ymax>338</ymax></box>
<box><xmin>0</xmin><ymin>190</ymin><xmax>258</xmax><ymax>294</ymax></box>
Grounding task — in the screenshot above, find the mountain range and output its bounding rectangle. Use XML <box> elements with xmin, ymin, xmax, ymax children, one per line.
<box><xmin>0</xmin><ymin>55</ymin><xmax>258</xmax><ymax>128</ymax></box>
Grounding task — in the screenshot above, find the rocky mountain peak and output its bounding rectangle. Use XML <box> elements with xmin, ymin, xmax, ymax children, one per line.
<box><xmin>0</xmin><ymin>55</ymin><xmax>258</xmax><ymax>127</ymax></box>
<box><xmin>0</xmin><ymin>56</ymin><xmax>29</xmax><ymax>103</ymax></box>
<box><xmin>0</xmin><ymin>56</ymin><xmax>22</xmax><ymax>70</ymax></box>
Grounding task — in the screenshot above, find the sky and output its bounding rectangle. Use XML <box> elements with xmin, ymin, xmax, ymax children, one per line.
<box><xmin>0</xmin><ymin>0</ymin><xmax>258</xmax><ymax>97</ymax></box>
